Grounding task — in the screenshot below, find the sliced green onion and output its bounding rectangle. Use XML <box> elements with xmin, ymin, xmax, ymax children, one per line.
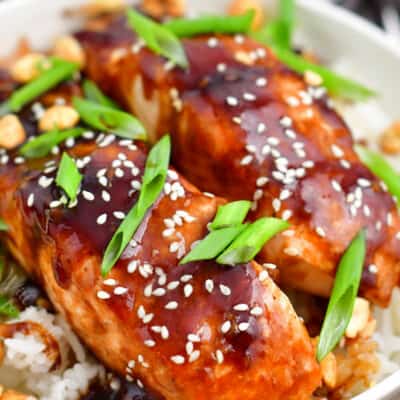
<box><xmin>0</xmin><ymin>58</ymin><xmax>78</xmax><ymax>116</ymax></box>
<box><xmin>19</xmin><ymin>127</ymin><xmax>85</xmax><ymax>159</ymax></box>
<box><xmin>0</xmin><ymin>219</ymin><xmax>8</xmax><ymax>231</ymax></box>
<box><xmin>180</xmin><ymin>225</ymin><xmax>247</xmax><ymax>265</ymax></box>
<box><xmin>127</xmin><ymin>9</ymin><xmax>188</xmax><ymax>69</ymax></box>
<box><xmin>164</xmin><ymin>10</ymin><xmax>255</xmax><ymax>38</ymax></box>
<box><xmin>355</xmin><ymin>145</ymin><xmax>400</xmax><ymax>205</ymax></box>
<box><xmin>72</xmin><ymin>97</ymin><xmax>146</xmax><ymax>140</ymax></box>
<box><xmin>101</xmin><ymin>135</ymin><xmax>171</xmax><ymax>276</ymax></box>
<box><xmin>56</xmin><ymin>152</ymin><xmax>82</xmax><ymax>202</ymax></box>
<box><xmin>217</xmin><ymin>217</ymin><xmax>289</xmax><ymax>265</ymax></box>
<box><xmin>210</xmin><ymin>201</ymin><xmax>251</xmax><ymax>230</ymax></box>
<box><xmin>317</xmin><ymin>230</ymin><xmax>366</xmax><ymax>361</ymax></box>
<box><xmin>83</xmin><ymin>80</ymin><xmax>119</xmax><ymax>109</ymax></box>
<box><xmin>0</xmin><ymin>296</ymin><xmax>19</xmax><ymax>318</ymax></box>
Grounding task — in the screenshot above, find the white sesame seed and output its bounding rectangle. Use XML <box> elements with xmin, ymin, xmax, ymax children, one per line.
<box><xmin>127</xmin><ymin>260</ymin><xmax>138</xmax><ymax>274</ymax></box>
<box><xmin>170</xmin><ymin>242</ymin><xmax>180</xmax><ymax>253</ymax></box>
<box><xmin>205</xmin><ymin>279</ymin><xmax>214</xmax><ymax>293</ymax></box>
<box><xmin>282</xmin><ymin>210</ymin><xmax>292</xmax><ymax>221</ymax></box>
<box><xmin>233</xmin><ymin>304</ymin><xmax>249</xmax><ymax>311</ymax></box>
<box><xmin>113</xmin><ymin>211</ymin><xmax>125</xmax><ymax>220</ymax></box>
<box><xmin>259</xmin><ymin>270</ymin><xmax>269</xmax><ymax>282</ymax></box>
<box><xmin>256</xmin><ymin>176</ymin><xmax>269</xmax><ymax>187</ymax></box>
<box><xmin>208</xmin><ymin>37</ymin><xmax>218</xmax><ymax>48</ymax></box>
<box><xmin>186</xmin><ymin>341</ymin><xmax>194</xmax><ymax>355</ymax></box>
<box><xmin>114</xmin><ymin>286</ymin><xmax>128</xmax><ymax>295</ymax></box>
<box><xmin>216</xmin><ymin>349</ymin><xmax>224</xmax><ymax>364</ymax></box>
<box><xmin>97</xmin><ymin>213</ymin><xmax>107</xmax><ymax>225</ymax></box>
<box><xmin>257</xmin><ymin>123</ymin><xmax>266</xmax><ymax>134</ymax></box>
<box><xmin>261</xmin><ymin>144</ymin><xmax>271</xmax><ymax>155</ymax></box>
<box><xmin>180</xmin><ymin>274</ymin><xmax>193</xmax><ymax>283</ymax></box>
<box><xmin>250</xmin><ymin>306</ymin><xmax>263</xmax><ymax>316</ymax></box>
<box><xmin>184</xmin><ymin>284</ymin><xmax>193</xmax><ymax>298</ymax></box>
<box><xmin>161</xmin><ymin>326</ymin><xmax>169</xmax><ymax>339</ymax></box>
<box><xmin>253</xmin><ymin>189</ymin><xmax>263</xmax><ymax>201</ymax></box>
<box><xmin>165</xmin><ymin>301</ymin><xmax>178</xmax><ymax>310</ymax></box>
<box><xmin>263</xmin><ymin>263</ymin><xmax>277</xmax><ymax>270</ymax></box>
<box><xmin>153</xmin><ymin>288</ymin><xmax>167</xmax><ymax>297</ymax></box>
<box><xmin>144</xmin><ymin>340</ymin><xmax>156</xmax><ymax>347</ymax></box>
<box><xmin>226</xmin><ymin>96</ymin><xmax>239</xmax><ymax>107</ymax></box>
<box><xmin>240</xmin><ymin>155</ymin><xmax>253</xmax><ymax>166</ymax></box>
<box><xmin>280</xmin><ymin>116</ymin><xmax>292</xmax><ymax>127</ymax></box>
<box><xmin>272</xmin><ymin>198</ymin><xmax>281</xmax><ymax>213</ymax></box>
<box><xmin>170</xmin><ymin>355</ymin><xmax>185</xmax><ymax>365</ymax></box>
<box><xmin>38</xmin><ymin>176</ymin><xmax>54</xmax><ymax>188</ymax></box>
<box><xmin>115</xmin><ymin>168</ymin><xmax>124</xmax><ymax>178</ymax></box>
<box><xmin>188</xmin><ymin>334</ymin><xmax>201</xmax><ymax>343</ymax></box>
<box><xmin>238</xmin><ymin>322</ymin><xmax>250</xmax><ymax>332</ymax></box>
<box><xmin>217</xmin><ymin>63</ymin><xmax>227</xmax><ymax>73</ymax></box>
<box><xmin>189</xmin><ymin>350</ymin><xmax>200</xmax><ymax>363</ymax></box>
<box><xmin>163</xmin><ymin>228</ymin><xmax>175</xmax><ymax>237</ymax></box>
<box><xmin>284</xmin><ymin>247</ymin><xmax>300</xmax><ymax>256</ymax></box>
<box><xmin>128</xmin><ymin>360</ymin><xmax>136</xmax><ymax>369</ymax></box>
<box><xmin>143</xmin><ymin>313</ymin><xmax>154</xmax><ymax>324</ymax></box>
<box><xmin>144</xmin><ymin>284</ymin><xmax>153</xmax><ymax>297</ymax></box>
<box><xmin>219</xmin><ymin>284</ymin><xmax>231</xmax><ymax>296</ymax></box>
<box><xmin>256</xmin><ymin>77</ymin><xmax>267</xmax><ymax>87</ymax></box>
<box><xmin>82</xmin><ymin>190</ymin><xmax>95</xmax><ymax>201</ymax></box>
<box><xmin>369</xmin><ymin>264</ymin><xmax>378</xmax><ymax>274</ymax></box>
<box><xmin>280</xmin><ymin>189</ymin><xmax>292</xmax><ymax>201</ymax></box>
<box><xmin>331</xmin><ymin>180</ymin><xmax>342</xmax><ymax>192</ymax></box>
<box><xmin>104</xmin><ymin>279</ymin><xmax>117</xmax><ymax>286</ymax></box>
<box><xmin>331</xmin><ymin>144</ymin><xmax>344</xmax><ymax>158</ymax></box>
<box><xmin>221</xmin><ymin>320</ymin><xmax>231</xmax><ymax>334</ymax></box>
<box><xmin>27</xmin><ymin>193</ymin><xmax>35</xmax><ymax>207</ymax></box>
<box><xmin>358</xmin><ymin>178</ymin><xmax>371</xmax><ymax>188</ymax></box>
<box><xmin>97</xmin><ymin>290</ymin><xmax>110</xmax><ymax>300</ymax></box>
<box><xmin>243</xmin><ymin>92</ymin><xmax>256</xmax><ymax>101</ymax></box>
<box><xmin>99</xmin><ymin>176</ymin><xmax>108</xmax><ymax>187</ymax></box>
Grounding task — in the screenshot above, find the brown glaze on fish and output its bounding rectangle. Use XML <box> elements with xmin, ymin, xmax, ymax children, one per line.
<box><xmin>76</xmin><ymin>18</ymin><xmax>400</xmax><ymax>307</ymax></box>
<box><xmin>0</xmin><ymin>83</ymin><xmax>320</xmax><ymax>399</ymax></box>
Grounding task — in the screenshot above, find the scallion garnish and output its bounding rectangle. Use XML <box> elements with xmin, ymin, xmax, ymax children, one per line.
<box><xmin>210</xmin><ymin>201</ymin><xmax>252</xmax><ymax>230</ymax></box>
<box><xmin>83</xmin><ymin>80</ymin><xmax>119</xmax><ymax>109</ymax></box>
<box><xmin>56</xmin><ymin>152</ymin><xmax>82</xmax><ymax>202</ymax></box>
<box><xmin>180</xmin><ymin>225</ymin><xmax>247</xmax><ymax>265</ymax></box>
<box><xmin>164</xmin><ymin>10</ymin><xmax>255</xmax><ymax>38</ymax></box>
<box><xmin>317</xmin><ymin>230</ymin><xmax>366</xmax><ymax>362</ymax></box>
<box><xmin>216</xmin><ymin>217</ymin><xmax>289</xmax><ymax>265</ymax></box>
<box><xmin>20</xmin><ymin>127</ymin><xmax>85</xmax><ymax>159</ymax></box>
<box><xmin>101</xmin><ymin>135</ymin><xmax>171</xmax><ymax>276</ymax></box>
<box><xmin>0</xmin><ymin>296</ymin><xmax>19</xmax><ymax>318</ymax></box>
<box><xmin>72</xmin><ymin>97</ymin><xmax>146</xmax><ymax>140</ymax></box>
<box><xmin>0</xmin><ymin>58</ymin><xmax>79</xmax><ymax>116</ymax></box>
<box><xmin>126</xmin><ymin>9</ymin><xmax>188</xmax><ymax>69</ymax></box>
<box><xmin>0</xmin><ymin>219</ymin><xmax>8</xmax><ymax>231</ymax></box>
<box><xmin>355</xmin><ymin>145</ymin><xmax>400</xmax><ymax>205</ymax></box>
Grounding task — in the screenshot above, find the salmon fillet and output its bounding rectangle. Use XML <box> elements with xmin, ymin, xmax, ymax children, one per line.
<box><xmin>76</xmin><ymin>18</ymin><xmax>400</xmax><ymax>307</ymax></box>
<box><xmin>0</xmin><ymin>78</ymin><xmax>320</xmax><ymax>399</ymax></box>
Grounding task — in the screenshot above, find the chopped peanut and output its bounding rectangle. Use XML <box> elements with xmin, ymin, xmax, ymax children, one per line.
<box><xmin>0</xmin><ymin>115</ymin><xmax>26</xmax><ymax>150</ymax></box>
<box><xmin>321</xmin><ymin>352</ymin><xmax>337</xmax><ymax>389</ymax></box>
<box><xmin>10</xmin><ymin>53</ymin><xmax>48</xmax><ymax>83</ymax></box>
<box><xmin>141</xmin><ymin>0</ymin><xmax>186</xmax><ymax>19</ymax></box>
<box><xmin>39</xmin><ymin>105</ymin><xmax>80</xmax><ymax>132</ymax></box>
<box><xmin>346</xmin><ymin>297</ymin><xmax>370</xmax><ymax>339</ymax></box>
<box><xmin>228</xmin><ymin>0</ymin><xmax>265</xmax><ymax>31</ymax></box>
<box><xmin>304</xmin><ymin>70</ymin><xmax>323</xmax><ymax>86</ymax></box>
<box><xmin>380</xmin><ymin>121</ymin><xmax>400</xmax><ymax>155</ymax></box>
<box><xmin>52</xmin><ymin>36</ymin><xmax>86</xmax><ymax>69</ymax></box>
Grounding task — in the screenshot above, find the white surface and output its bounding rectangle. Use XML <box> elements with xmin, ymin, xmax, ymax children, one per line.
<box><xmin>0</xmin><ymin>0</ymin><xmax>399</xmax><ymax>399</ymax></box>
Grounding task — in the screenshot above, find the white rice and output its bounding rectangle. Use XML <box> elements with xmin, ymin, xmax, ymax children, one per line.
<box><xmin>0</xmin><ymin>306</ymin><xmax>105</xmax><ymax>400</ymax></box>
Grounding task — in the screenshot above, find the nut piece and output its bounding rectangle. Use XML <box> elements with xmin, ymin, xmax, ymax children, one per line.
<box><xmin>346</xmin><ymin>297</ymin><xmax>370</xmax><ymax>339</ymax></box>
<box><xmin>321</xmin><ymin>352</ymin><xmax>337</xmax><ymax>389</ymax></box>
<box><xmin>141</xmin><ymin>0</ymin><xmax>186</xmax><ymax>18</ymax></box>
<box><xmin>39</xmin><ymin>105</ymin><xmax>80</xmax><ymax>132</ymax></box>
<box><xmin>380</xmin><ymin>121</ymin><xmax>400</xmax><ymax>155</ymax></box>
<box><xmin>0</xmin><ymin>115</ymin><xmax>26</xmax><ymax>150</ymax></box>
<box><xmin>10</xmin><ymin>53</ymin><xmax>48</xmax><ymax>83</ymax></box>
<box><xmin>228</xmin><ymin>0</ymin><xmax>265</xmax><ymax>31</ymax></box>
<box><xmin>53</xmin><ymin>36</ymin><xmax>86</xmax><ymax>69</ymax></box>
<box><xmin>304</xmin><ymin>70</ymin><xmax>323</xmax><ymax>86</ymax></box>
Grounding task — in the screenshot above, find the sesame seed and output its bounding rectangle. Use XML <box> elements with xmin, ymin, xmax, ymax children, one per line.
<box><xmin>284</xmin><ymin>247</ymin><xmax>300</xmax><ymax>256</ymax></box>
<box><xmin>369</xmin><ymin>264</ymin><xmax>378</xmax><ymax>274</ymax></box>
<box><xmin>205</xmin><ymin>279</ymin><xmax>214</xmax><ymax>293</ymax></box>
<box><xmin>232</xmin><ymin>116</ymin><xmax>242</xmax><ymax>125</ymax></box>
<box><xmin>114</xmin><ymin>287</ymin><xmax>128</xmax><ymax>295</ymax></box>
<box><xmin>165</xmin><ymin>301</ymin><xmax>178</xmax><ymax>310</ymax></box>
<box><xmin>243</xmin><ymin>92</ymin><xmax>256</xmax><ymax>101</ymax></box>
<box><xmin>238</xmin><ymin>322</ymin><xmax>250</xmax><ymax>332</ymax></box>
<box><xmin>113</xmin><ymin>211</ymin><xmax>125</xmax><ymax>220</ymax></box>
<box><xmin>280</xmin><ymin>189</ymin><xmax>292</xmax><ymax>201</ymax></box>
<box><xmin>216</xmin><ymin>349</ymin><xmax>224</xmax><ymax>364</ymax></box>
<box><xmin>261</xmin><ymin>144</ymin><xmax>271</xmax><ymax>155</ymax></box>
<box><xmin>128</xmin><ymin>360</ymin><xmax>136</xmax><ymax>369</ymax></box>
<box><xmin>282</xmin><ymin>210</ymin><xmax>292</xmax><ymax>221</ymax></box>
<box><xmin>186</xmin><ymin>341</ymin><xmax>194</xmax><ymax>355</ymax></box>
<box><xmin>167</xmin><ymin>281</ymin><xmax>180</xmax><ymax>290</ymax></box>
<box><xmin>251</xmin><ymin>306</ymin><xmax>263</xmax><ymax>316</ymax></box>
<box><xmin>217</xmin><ymin>63</ymin><xmax>227</xmax><ymax>73</ymax></box>
<box><xmin>207</xmin><ymin>37</ymin><xmax>218</xmax><ymax>48</ymax></box>
<box><xmin>221</xmin><ymin>320</ymin><xmax>231</xmax><ymax>334</ymax></box>
<box><xmin>267</xmin><ymin>137</ymin><xmax>280</xmax><ymax>146</ymax></box>
<box><xmin>163</xmin><ymin>228</ymin><xmax>175</xmax><ymax>237</ymax></box>
<box><xmin>280</xmin><ymin>116</ymin><xmax>292</xmax><ymax>127</ymax></box>
<box><xmin>263</xmin><ymin>263</ymin><xmax>277</xmax><ymax>270</ymax></box>
<box><xmin>97</xmin><ymin>290</ymin><xmax>110</xmax><ymax>300</ymax></box>
<box><xmin>144</xmin><ymin>340</ymin><xmax>156</xmax><ymax>347</ymax></box>
<box><xmin>170</xmin><ymin>355</ymin><xmax>185</xmax><ymax>365</ymax></box>
<box><xmin>358</xmin><ymin>178</ymin><xmax>371</xmax><ymax>188</ymax></box>
<box><xmin>286</xmin><ymin>96</ymin><xmax>300</xmax><ymax>107</ymax></box>
<box><xmin>233</xmin><ymin>304</ymin><xmax>249</xmax><ymax>311</ymax></box>
<box><xmin>38</xmin><ymin>176</ymin><xmax>54</xmax><ymax>188</ymax></box>
<box><xmin>82</xmin><ymin>190</ymin><xmax>95</xmax><ymax>201</ymax></box>
<box><xmin>161</xmin><ymin>326</ymin><xmax>169</xmax><ymax>339</ymax></box>
<box><xmin>257</xmin><ymin>123</ymin><xmax>266</xmax><ymax>134</ymax></box>
<box><xmin>256</xmin><ymin>77</ymin><xmax>267</xmax><ymax>87</ymax></box>
<box><xmin>219</xmin><ymin>284</ymin><xmax>231</xmax><ymax>296</ymax></box>
<box><xmin>331</xmin><ymin>144</ymin><xmax>344</xmax><ymax>158</ymax></box>
<box><xmin>256</xmin><ymin>176</ymin><xmax>269</xmax><ymax>187</ymax></box>
<box><xmin>99</xmin><ymin>176</ymin><xmax>108</xmax><ymax>187</ymax></box>
<box><xmin>316</xmin><ymin>227</ymin><xmax>326</xmax><ymax>237</ymax></box>
<box><xmin>331</xmin><ymin>180</ymin><xmax>342</xmax><ymax>192</ymax></box>
<box><xmin>170</xmin><ymin>242</ymin><xmax>180</xmax><ymax>253</ymax></box>
<box><xmin>184</xmin><ymin>284</ymin><xmax>193</xmax><ymax>298</ymax></box>
<box><xmin>104</xmin><ymin>279</ymin><xmax>117</xmax><ymax>286</ymax></box>
<box><xmin>143</xmin><ymin>314</ymin><xmax>154</xmax><ymax>324</ymax></box>
<box><xmin>188</xmin><ymin>334</ymin><xmax>201</xmax><ymax>342</ymax></box>
<box><xmin>97</xmin><ymin>213</ymin><xmax>108</xmax><ymax>225</ymax></box>
<box><xmin>27</xmin><ymin>193</ymin><xmax>35</xmax><ymax>207</ymax></box>
<box><xmin>189</xmin><ymin>350</ymin><xmax>200</xmax><ymax>363</ymax></box>
<box><xmin>272</xmin><ymin>198</ymin><xmax>281</xmax><ymax>213</ymax></box>
<box><xmin>226</xmin><ymin>96</ymin><xmax>239</xmax><ymax>107</ymax></box>
<box><xmin>153</xmin><ymin>288</ymin><xmax>166</xmax><ymax>297</ymax></box>
<box><xmin>259</xmin><ymin>270</ymin><xmax>269</xmax><ymax>282</ymax></box>
<box><xmin>240</xmin><ymin>155</ymin><xmax>253</xmax><ymax>166</ymax></box>
<box><xmin>180</xmin><ymin>274</ymin><xmax>193</xmax><ymax>283</ymax></box>
<box><xmin>127</xmin><ymin>260</ymin><xmax>138</xmax><ymax>274</ymax></box>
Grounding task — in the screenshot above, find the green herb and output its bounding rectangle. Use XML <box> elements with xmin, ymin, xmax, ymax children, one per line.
<box><xmin>271</xmin><ymin>47</ymin><xmax>376</xmax><ymax>101</ymax></box>
<box><xmin>72</xmin><ymin>97</ymin><xmax>146</xmax><ymax>140</ymax></box>
<box><xmin>19</xmin><ymin>127</ymin><xmax>85</xmax><ymax>159</ymax></box>
<box><xmin>317</xmin><ymin>230</ymin><xmax>366</xmax><ymax>362</ymax></box>
<box><xmin>101</xmin><ymin>135</ymin><xmax>171</xmax><ymax>276</ymax></box>
<box><xmin>217</xmin><ymin>217</ymin><xmax>289</xmax><ymax>265</ymax></box>
<box><xmin>0</xmin><ymin>296</ymin><xmax>19</xmax><ymax>318</ymax></box>
<box><xmin>355</xmin><ymin>145</ymin><xmax>400</xmax><ymax>205</ymax></box>
<box><xmin>252</xmin><ymin>0</ymin><xmax>294</xmax><ymax>49</ymax></box>
<box><xmin>180</xmin><ymin>225</ymin><xmax>247</xmax><ymax>265</ymax></box>
<box><xmin>127</xmin><ymin>9</ymin><xmax>188</xmax><ymax>69</ymax></box>
<box><xmin>164</xmin><ymin>10</ymin><xmax>255</xmax><ymax>38</ymax></box>
<box><xmin>210</xmin><ymin>201</ymin><xmax>251</xmax><ymax>230</ymax></box>
<box><xmin>56</xmin><ymin>152</ymin><xmax>82</xmax><ymax>202</ymax></box>
<box><xmin>83</xmin><ymin>80</ymin><xmax>119</xmax><ymax>109</ymax></box>
<box><xmin>0</xmin><ymin>219</ymin><xmax>8</xmax><ymax>231</ymax></box>
<box><xmin>0</xmin><ymin>58</ymin><xmax>78</xmax><ymax>116</ymax></box>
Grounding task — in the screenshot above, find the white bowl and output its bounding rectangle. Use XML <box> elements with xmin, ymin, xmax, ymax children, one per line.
<box><xmin>0</xmin><ymin>0</ymin><xmax>399</xmax><ymax>399</ymax></box>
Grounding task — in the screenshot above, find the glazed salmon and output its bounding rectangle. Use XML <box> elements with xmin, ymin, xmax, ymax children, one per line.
<box><xmin>76</xmin><ymin>18</ymin><xmax>400</xmax><ymax>307</ymax></box>
<box><xmin>0</xmin><ymin>77</ymin><xmax>320</xmax><ymax>400</ymax></box>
